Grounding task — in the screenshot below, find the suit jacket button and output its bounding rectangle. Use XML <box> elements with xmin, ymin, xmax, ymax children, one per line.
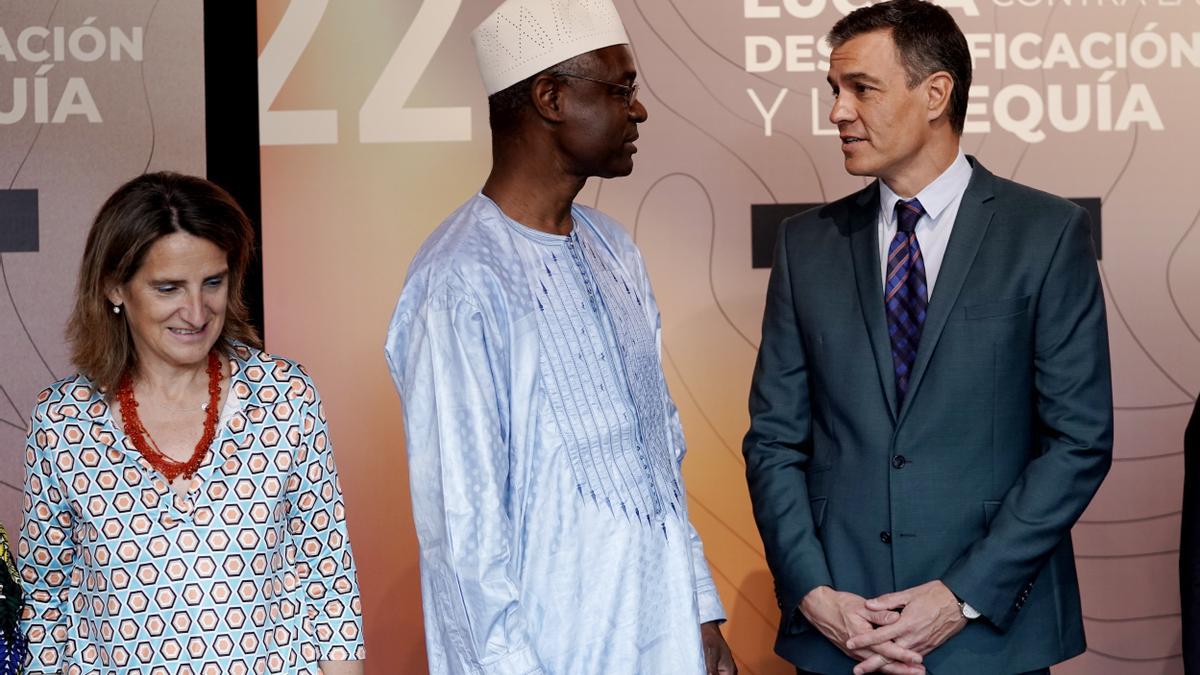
<box><xmin>892</xmin><ymin>455</ymin><xmax>907</xmax><ymax>469</ymax></box>
<box><xmin>880</xmin><ymin>531</ymin><xmax>892</xmax><ymax>544</ymax></box>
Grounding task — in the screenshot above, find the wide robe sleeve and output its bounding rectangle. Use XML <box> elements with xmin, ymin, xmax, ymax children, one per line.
<box><xmin>605</xmin><ymin>212</ymin><xmax>729</xmax><ymax>627</ymax></box>
<box><xmin>18</xmin><ymin>399</ymin><xmax>74</xmax><ymax>674</ymax></box>
<box><xmin>638</xmin><ymin>258</ymin><xmax>727</xmax><ymax>626</ymax></box>
<box><xmin>386</xmin><ymin>287</ymin><xmax>545</xmax><ymax>675</ymax></box>
<box><xmin>665</xmin><ymin>393</ymin><xmax>728</xmax><ymax>625</ymax></box>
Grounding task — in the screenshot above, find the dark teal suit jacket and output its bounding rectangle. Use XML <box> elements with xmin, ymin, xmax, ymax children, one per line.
<box><xmin>743</xmin><ymin>158</ymin><xmax>1113</xmax><ymax>674</ymax></box>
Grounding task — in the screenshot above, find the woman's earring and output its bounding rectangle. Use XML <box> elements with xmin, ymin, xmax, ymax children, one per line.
<box><xmin>112</xmin><ymin>304</ymin><xmax>121</xmax><ymax>315</ymax></box>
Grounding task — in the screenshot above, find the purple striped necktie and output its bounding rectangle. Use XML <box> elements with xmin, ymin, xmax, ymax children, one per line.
<box><xmin>886</xmin><ymin>198</ymin><xmax>928</xmax><ymax>405</ymax></box>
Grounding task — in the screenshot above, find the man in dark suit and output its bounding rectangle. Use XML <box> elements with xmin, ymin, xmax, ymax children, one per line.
<box><xmin>1181</xmin><ymin>395</ymin><xmax>1200</xmax><ymax>672</ymax></box>
<box><xmin>742</xmin><ymin>1</ymin><xmax>1113</xmax><ymax>673</ymax></box>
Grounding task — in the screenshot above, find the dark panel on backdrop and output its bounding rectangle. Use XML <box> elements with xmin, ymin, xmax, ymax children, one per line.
<box><xmin>750</xmin><ymin>203</ymin><xmax>822</xmax><ymax>269</ymax></box>
<box><xmin>204</xmin><ymin>1</ymin><xmax>265</xmax><ymax>341</ymax></box>
<box><xmin>0</xmin><ymin>190</ymin><xmax>38</xmax><ymax>252</ymax></box>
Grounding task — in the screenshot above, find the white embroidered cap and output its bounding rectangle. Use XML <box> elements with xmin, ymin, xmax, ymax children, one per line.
<box><xmin>472</xmin><ymin>0</ymin><xmax>630</xmax><ymax>96</ymax></box>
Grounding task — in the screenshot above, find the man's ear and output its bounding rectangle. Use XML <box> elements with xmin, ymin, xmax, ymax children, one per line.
<box><xmin>925</xmin><ymin>71</ymin><xmax>953</xmax><ymax>123</ymax></box>
<box><xmin>530</xmin><ymin>73</ymin><xmax>568</xmax><ymax>123</ymax></box>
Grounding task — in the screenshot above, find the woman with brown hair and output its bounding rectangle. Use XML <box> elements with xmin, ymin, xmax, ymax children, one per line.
<box><xmin>18</xmin><ymin>173</ymin><xmax>364</xmax><ymax>675</ymax></box>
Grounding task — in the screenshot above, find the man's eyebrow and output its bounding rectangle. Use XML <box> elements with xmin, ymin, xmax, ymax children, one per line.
<box><xmin>836</xmin><ymin>71</ymin><xmax>884</xmax><ymax>86</ymax></box>
<box><xmin>844</xmin><ymin>71</ymin><xmax>883</xmax><ymax>84</ymax></box>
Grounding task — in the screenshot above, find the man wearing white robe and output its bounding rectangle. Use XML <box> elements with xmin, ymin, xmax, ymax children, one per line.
<box><xmin>384</xmin><ymin>1</ymin><xmax>736</xmax><ymax>674</ymax></box>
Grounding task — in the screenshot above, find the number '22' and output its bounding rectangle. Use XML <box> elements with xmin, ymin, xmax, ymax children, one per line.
<box><xmin>259</xmin><ymin>0</ymin><xmax>471</xmax><ymax>146</ymax></box>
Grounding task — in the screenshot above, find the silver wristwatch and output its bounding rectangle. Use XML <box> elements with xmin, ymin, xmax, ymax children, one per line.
<box><xmin>958</xmin><ymin>600</ymin><xmax>981</xmax><ymax>620</ymax></box>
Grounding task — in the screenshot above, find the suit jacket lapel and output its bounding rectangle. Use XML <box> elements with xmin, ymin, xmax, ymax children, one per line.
<box><xmin>848</xmin><ymin>183</ymin><xmax>900</xmax><ymax>422</ymax></box>
<box><xmin>898</xmin><ymin>159</ymin><xmax>997</xmax><ymax>424</ymax></box>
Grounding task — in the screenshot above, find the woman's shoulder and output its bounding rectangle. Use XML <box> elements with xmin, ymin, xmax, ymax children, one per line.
<box><xmin>227</xmin><ymin>342</ymin><xmax>318</xmax><ymax>404</ymax></box>
<box><xmin>30</xmin><ymin>372</ymin><xmax>104</xmax><ymax>422</ymax></box>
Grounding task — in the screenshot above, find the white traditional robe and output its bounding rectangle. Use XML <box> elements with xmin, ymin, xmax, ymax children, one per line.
<box><xmin>386</xmin><ymin>193</ymin><xmax>725</xmax><ymax>675</ymax></box>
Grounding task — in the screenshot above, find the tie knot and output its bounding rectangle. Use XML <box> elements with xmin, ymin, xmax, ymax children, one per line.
<box><xmin>895</xmin><ymin>198</ymin><xmax>925</xmax><ymax>234</ymax></box>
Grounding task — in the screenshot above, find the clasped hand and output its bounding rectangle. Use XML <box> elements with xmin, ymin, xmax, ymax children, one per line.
<box><xmin>800</xmin><ymin>580</ymin><xmax>967</xmax><ymax>674</ymax></box>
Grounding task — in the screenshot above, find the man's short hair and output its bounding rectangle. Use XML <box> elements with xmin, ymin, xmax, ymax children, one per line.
<box><xmin>488</xmin><ymin>72</ymin><xmax>537</xmax><ymax>135</ymax></box>
<box><xmin>828</xmin><ymin>0</ymin><xmax>972</xmax><ymax>134</ymax></box>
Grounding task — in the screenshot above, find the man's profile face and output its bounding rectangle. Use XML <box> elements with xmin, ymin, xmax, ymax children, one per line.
<box><xmin>557</xmin><ymin>45</ymin><xmax>648</xmax><ymax>179</ymax></box>
<box><xmin>827</xmin><ymin>29</ymin><xmax>933</xmax><ymax>188</ymax></box>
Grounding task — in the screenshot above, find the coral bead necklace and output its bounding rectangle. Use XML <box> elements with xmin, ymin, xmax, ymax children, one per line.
<box><xmin>116</xmin><ymin>350</ymin><xmax>222</xmax><ymax>482</ymax></box>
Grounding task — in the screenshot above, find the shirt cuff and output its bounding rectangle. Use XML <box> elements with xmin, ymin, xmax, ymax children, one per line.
<box><xmin>696</xmin><ymin>583</ymin><xmax>727</xmax><ymax>625</ymax></box>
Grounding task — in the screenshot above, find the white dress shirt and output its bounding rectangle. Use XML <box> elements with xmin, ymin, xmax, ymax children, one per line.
<box><xmin>877</xmin><ymin>150</ymin><xmax>972</xmax><ymax>297</ymax></box>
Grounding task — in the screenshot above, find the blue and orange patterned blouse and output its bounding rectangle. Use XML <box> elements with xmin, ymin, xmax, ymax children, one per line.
<box><xmin>18</xmin><ymin>344</ymin><xmax>364</xmax><ymax>675</ymax></box>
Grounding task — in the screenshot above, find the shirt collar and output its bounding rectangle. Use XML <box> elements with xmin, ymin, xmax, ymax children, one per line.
<box><xmin>57</xmin><ymin>343</ymin><xmax>254</xmax><ymax>427</ymax></box>
<box><xmin>879</xmin><ymin>149</ymin><xmax>971</xmax><ymax>225</ymax></box>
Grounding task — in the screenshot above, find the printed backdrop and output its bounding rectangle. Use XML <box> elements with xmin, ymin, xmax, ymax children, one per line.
<box><xmin>0</xmin><ymin>0</ymin><xmax>205</xmax><ymax>559</ymax></box>
<box><xmin>0</xmin><ymin>1</ymin><xmax>1196</xmax><ymax>673</ymax></box>
<box><xmin>255</xmin><ymin>1</ymin><xmax>1199</xmax><ymax>672</ymax></box>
